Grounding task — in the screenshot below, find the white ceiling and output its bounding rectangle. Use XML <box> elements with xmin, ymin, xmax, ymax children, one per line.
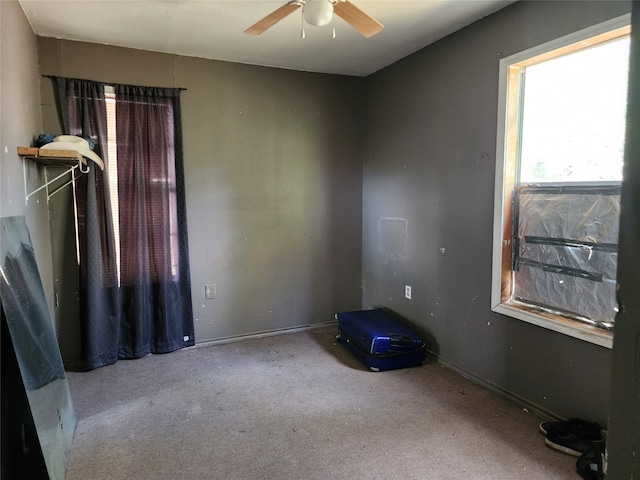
<box><xmin>19</xmin><ymin>0</ymin><xmax>514</xmax><ymax>77</ymax></box>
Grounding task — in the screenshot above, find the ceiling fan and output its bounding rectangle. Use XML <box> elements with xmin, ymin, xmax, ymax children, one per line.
<box><xmin>244</xmin><ymin>0</ymin><xmax>384</xmax><ymax>38</ymax></box>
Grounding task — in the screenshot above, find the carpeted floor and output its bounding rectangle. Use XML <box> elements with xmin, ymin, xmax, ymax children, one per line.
<box><xmin>65</xmin><ymin>326</ymin><xmax>579</xmax><ymax>479</ymax></box>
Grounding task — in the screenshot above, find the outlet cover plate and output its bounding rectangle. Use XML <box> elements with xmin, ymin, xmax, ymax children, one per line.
<box><xmin>205</xmin><ymin>284</ymin><xmax>216</xmax><ymax>300</ymax></box>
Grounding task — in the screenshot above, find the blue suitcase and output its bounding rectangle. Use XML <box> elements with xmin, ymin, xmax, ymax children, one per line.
<box><xmin>335</xmin><ymin>309</ymin><xmax>426</xmax><ymax>372</ymax></box>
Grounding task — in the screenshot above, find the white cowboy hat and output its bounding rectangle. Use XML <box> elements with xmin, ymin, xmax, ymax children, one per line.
<box><xmin>40</xmin><ymin>135</ymin><xmax>105</xmax><ymax>171</ymax></box>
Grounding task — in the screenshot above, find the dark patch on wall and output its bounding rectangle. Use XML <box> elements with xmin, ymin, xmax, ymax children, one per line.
<box><xmin>378</xmin><ymin>217</ymin><xmax>408</xmax><ymax>260</ymax></box>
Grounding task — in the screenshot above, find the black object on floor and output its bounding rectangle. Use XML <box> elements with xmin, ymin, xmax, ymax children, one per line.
<box><xmin>336</xmin><ymin>309</ymin><xmax>426</xmax><ymax>372</ymax></box>
<box><xmin>576</xmin><ymin>440</ymin><xmax>606</xmax><ymax>480</ymax></box>
<box><xmin>540</xmin><ymin>418</ymin><xmax>603</xmax><ymax>457</ymax></box>
<box><xmin>539</xmin><ymin>418</ymin><xmax>603</xmax><ymax>438</ymax></box>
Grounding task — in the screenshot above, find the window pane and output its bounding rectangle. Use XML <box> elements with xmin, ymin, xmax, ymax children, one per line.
<box><xmin>513</xmin><ymin>185</ymin><xmax>620</xmax><ymax>329</ymax></box>
<box><xmin>105</xmin><ymin>92</ymin><xmax>120</xmax><ymax>284</ymax></box>
<box><xmin>519</xmin><ymin>37</ymin><xmax>629</xmax><ymax>183</ymax></box>
<box><xmin>115</xmin><ymin>93</ymin><xmax>180</xmax><ymax>286</ymax></box>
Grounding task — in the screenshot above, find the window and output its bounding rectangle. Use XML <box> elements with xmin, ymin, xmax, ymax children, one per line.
<box><xmin>105</xmin><ymin>88</ymin><xmax>120</xmax><ymax>282</ymax></box>
<box><xmin>105</xmin><ymin>86</ymin><xmax>181</xmax><ymax>287</ymax></box>
<box><xmin>491</xmin><ymin>15</ymin><xmax>631</xmax><ymax>348</ymax></box>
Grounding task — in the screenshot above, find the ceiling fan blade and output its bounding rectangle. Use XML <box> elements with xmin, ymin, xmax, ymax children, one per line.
<box><xmin>244</xmin><ymin>2</ymin><xmax>302</xmax><ymax>35</ymax></box>
<box><xmin>333</xmin><ymin>1</ymin><xmax>383</xmax><ymax>38</ymax></box>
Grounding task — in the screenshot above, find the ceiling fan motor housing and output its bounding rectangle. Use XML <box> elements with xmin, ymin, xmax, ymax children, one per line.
<box><xmin>244</xmin><ymin>0</ymin><xmax>383</xmax><ymax>38</ymax></box>
<box><xmin>304</xmin><ymin>0</ymin><xmax>334</xmax><ymax>26</ymax></box>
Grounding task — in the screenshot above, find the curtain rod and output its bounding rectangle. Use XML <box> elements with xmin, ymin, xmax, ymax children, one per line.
<box><xmin>43</xmin><ymin>75</ymin><xmax>187</xmax><ymax>91</ymax></box>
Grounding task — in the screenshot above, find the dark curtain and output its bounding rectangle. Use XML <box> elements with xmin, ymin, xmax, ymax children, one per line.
<box><xmin>54</xmin><ymin>77</ymin><xmax>121</xmax><ymax>370</ymax></box>
<box><xmin>114</xmin><ymin>85</ymin><xmax>194</xmax><ymax>358</ymax></box>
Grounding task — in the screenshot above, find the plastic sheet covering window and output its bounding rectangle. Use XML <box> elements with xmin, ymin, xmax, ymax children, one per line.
<box><xmin>513</xmin><ymin>185</ymin><xmax>620</xmax><ymax>330</ymax></box>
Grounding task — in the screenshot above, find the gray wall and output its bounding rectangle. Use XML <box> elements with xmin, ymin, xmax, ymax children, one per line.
<box><xmin>362</xmin><ymin>0</ymin><xmax>631</xmax><ymax>424</ymax></box>
<box><xmin>37</xmin><ymin>38</ymin><xmax>364</xmax><ymax>361</ymax></box>
<box><xmin>0</xmin><ymin>1</ymin><xmax>55</xmax><ymax>320</ymax></box>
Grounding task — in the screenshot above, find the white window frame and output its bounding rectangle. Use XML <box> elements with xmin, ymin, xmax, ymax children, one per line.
<box><xmin>491</xmin><ymin>14</ymin><xmax>631</xmax><ymax>349</ymax></box>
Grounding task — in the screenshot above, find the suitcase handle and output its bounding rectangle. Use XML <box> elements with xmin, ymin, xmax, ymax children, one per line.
<box><xmin>389</xmin><ymin>334</ymin><xmax>414</xmax><ymax>349</ymax></box>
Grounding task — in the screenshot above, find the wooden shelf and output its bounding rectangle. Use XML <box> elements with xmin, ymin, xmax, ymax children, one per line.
<box><xmin>17</xmin><ymin>147</ymin><xmax>86</xmax><ymax>167</ymax></box>
<box><xmin>18</xmin><ymin>147</ymin><xmax>87</xmax><ymax>205</ymax></box>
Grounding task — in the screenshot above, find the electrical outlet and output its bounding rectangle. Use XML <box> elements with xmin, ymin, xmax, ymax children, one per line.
<box><xmin>405</xmin><ymin>285</ymin><xmax>412</xmax><ymax>300</ymax></box>
<box><xmin>205</xmin><ymin>284</ymin><xmax>216</xmax><ymax>300</ymax></box>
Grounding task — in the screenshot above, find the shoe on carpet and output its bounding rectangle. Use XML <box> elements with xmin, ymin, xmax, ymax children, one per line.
<box><xmin>539</xmin><ymin>418</ymin><xmax>602</xmax><ymax>439</ymax></box>
<box><xmin>576</xmin><ymin>440</ymin><xmax>606</xmax><ymax>480</ymax></box>
<box><xmin>539</xmin><ymin>418</ymin><xmax>603</xmax><ymax>457</ymax></box>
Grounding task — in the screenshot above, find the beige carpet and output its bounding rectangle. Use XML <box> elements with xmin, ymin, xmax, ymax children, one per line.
<box><xmin>65</xmin><ymin>326</ymin><xmax>578</xmax><ymax>479</ymax></box>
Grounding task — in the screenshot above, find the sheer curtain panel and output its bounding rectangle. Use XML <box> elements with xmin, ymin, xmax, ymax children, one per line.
<box><xmin>115</xmin><ymin>85</ymin><xmax>194</xmax><ymax>358</ymax></box>
<box><xmin>54</xmin><ymin>77</ymin><xmax>121</xmax><ymax>370</ymax></box>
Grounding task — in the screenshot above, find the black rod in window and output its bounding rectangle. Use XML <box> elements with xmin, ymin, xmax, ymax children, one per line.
<box><xmin>523</xmin><ymin>236</ymin><xmax>618</xmax><ymax>253</ymax></box>
<box><xmin>517</xmin><ymin>257</ymin><xmax>603</xmax><ymax>282</ymax></box>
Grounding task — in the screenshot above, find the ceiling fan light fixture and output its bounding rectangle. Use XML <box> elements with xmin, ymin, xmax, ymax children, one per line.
<box><xmin>244</xmin><ymin>0</ymin><xmax>383</xmax><ymax>38</ymax></box>
<box><xmin>303</xmin><ymin>0</ymin><xmax>334</xmax><ymax>27</ymax></box>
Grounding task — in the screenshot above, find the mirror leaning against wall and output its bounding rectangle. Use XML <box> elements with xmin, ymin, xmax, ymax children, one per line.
<box><xmin>0</xmin><ymin>215</ymin><xmax>77</xmax><ymax>480</ymax></box>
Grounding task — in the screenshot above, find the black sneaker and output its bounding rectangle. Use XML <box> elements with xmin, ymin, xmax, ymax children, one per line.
<box><xmin>576</xmin><ymin>440</ymin><xmax>606</xmax><ymax>480</ymax></box>
<box><xmin>545</xmin><ymin>428</ymin><xmax>592</xmax><ymax>456</ymax></box>
<box><xmin>540</xmin><ymin>418</ymin><xmax>603</xmax><ymax>457</ymax></box>
<box><xmin>539</xmin><ymin>418</ymin><xmax>603</xmax><ymax>440</ymax></box>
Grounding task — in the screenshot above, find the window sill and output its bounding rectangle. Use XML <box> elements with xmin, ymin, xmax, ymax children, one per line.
<box><xmin>492</xmin><ymin>303</ymin><xmax>613</xmax><ymax>349</ymax></box>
